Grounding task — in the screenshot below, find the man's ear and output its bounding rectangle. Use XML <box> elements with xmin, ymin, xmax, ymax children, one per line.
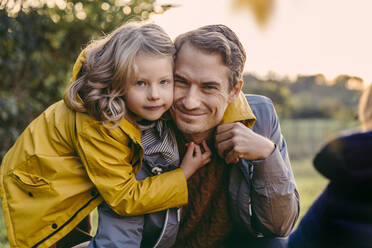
<box><xmin>228</xmin><ymin>80</ymin><xmax>243</xmax><ymax>104</ymax></box>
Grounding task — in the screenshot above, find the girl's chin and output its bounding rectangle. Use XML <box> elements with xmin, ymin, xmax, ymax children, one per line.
<box><xmin>140</xmin><ymin>115</ymin><xmax>162</xmax><ymax>121</ymax></box>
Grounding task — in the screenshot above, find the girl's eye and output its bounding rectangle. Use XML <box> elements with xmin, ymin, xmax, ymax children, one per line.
<box><xmin>160</xmin><ymin>80</ymin><xmax>169</xmax><ymax>85</ymax></box>
<box><xmin>136</xmin><ymin>81</ymin><xmax>145</xmax><ymax>86</ymax></box>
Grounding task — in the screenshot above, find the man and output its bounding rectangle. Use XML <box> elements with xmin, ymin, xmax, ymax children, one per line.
<box><xmin>170</xmin><ymin>24</ymin><xmax>299</xmax><ymax>247</ymax></box>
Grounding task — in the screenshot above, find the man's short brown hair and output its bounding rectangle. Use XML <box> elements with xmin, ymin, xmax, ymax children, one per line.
<box><xmin>174</xmin><ymin>24</ymin><xmax>246</xmax><ymax>91</ymax></box>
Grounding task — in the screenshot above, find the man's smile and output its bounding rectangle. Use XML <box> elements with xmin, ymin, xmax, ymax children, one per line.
<box><xmin>175</xmin><ymin>105</ymin><xmax>209</xmax><ymax>119</ymax></box>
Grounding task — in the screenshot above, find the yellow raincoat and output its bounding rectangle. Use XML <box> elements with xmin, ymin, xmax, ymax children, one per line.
<box><xmin>0</xmin><ymin>49</ymin><xmax>255</xmax><ymax>248</ymax></box>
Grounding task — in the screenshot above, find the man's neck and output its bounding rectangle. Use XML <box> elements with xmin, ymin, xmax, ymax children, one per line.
<box><xmin>183</xmin><ymin>128</ymin><xmax>215</xmax><ymax>144</ymax></box>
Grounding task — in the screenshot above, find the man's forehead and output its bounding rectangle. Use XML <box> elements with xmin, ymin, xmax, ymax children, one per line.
<box><xmin>176</xmin><ymin>43</ymin><xmax>220</xmax><ymax>61</ymax></box>
<box><xmin>174</xmin><ymin>45</ymin><xmax>229</xmax><ymax>86</ymax></box>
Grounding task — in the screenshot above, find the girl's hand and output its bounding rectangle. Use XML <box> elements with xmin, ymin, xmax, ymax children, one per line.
<box><xmin>180</xmin><ymin>140</ymin><xmax>211</xmax><ymax>179</ymax></box>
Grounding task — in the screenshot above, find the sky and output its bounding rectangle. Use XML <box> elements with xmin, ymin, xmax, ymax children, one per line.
<box><xmin>151</xmin><ymin>0</ymin><xmax>372</xmax><ymax>85</ymax></box>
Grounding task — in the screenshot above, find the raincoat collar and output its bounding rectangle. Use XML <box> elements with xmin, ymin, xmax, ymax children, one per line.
<box><xmin>221</xmin><ymin>91</ymin><xmax>256</xmax><ymax>127</ymax></box>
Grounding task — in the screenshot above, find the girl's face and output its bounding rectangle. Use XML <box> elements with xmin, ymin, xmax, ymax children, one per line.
<box><xmin>125</xmin><ymin>54</ymin><xmax>174</xmax><ymax>122</ymax></box>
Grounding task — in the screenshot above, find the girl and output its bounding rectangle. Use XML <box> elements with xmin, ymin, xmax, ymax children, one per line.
<box><xmin>0</xmin><ymin>22</ymin><xmax>210</xmax><ymax>248</ymax></box>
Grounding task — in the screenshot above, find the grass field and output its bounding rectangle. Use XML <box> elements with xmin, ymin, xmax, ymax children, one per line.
<box><xmin>281</xmin><ymin>118</ymin><xmax>358</xmax><ymax>160</ymax></box>
<box><xmin>0</xmin><ymin>158</ymin><xmax>327</xmax><ymax>247</ymax></box>
<box><xmin>291</xmin><ymin>158</ymin><xmax>328</xmax><ymax>223</ymax></box>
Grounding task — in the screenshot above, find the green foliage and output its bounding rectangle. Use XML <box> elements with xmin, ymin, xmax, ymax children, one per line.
<box><xmin>0</xmin><ymin>0</ymin><xmax>168</xmax><ymax>162</ymax></box>
<box><xmin>243</xmin><ymin>73</ymin><xmax>362</xmax><ymax>120</ymax></box>
<box><xmin>242</xmin><ymin>74</ymin><xmax>292</xmax><ymax>117</ymax></box>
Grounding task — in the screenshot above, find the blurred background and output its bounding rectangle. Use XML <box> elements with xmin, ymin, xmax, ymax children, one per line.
<box><xmin>0</xmin><ymin>0</ymin><xmax>371</xmax><ymax>246</ymax></box>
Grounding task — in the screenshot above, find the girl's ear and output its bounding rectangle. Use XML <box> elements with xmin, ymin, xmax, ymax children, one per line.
<box><xmin>228</xmin><ymin>80</ymin><xmax>243</xmax><ymax>104</ymax></box>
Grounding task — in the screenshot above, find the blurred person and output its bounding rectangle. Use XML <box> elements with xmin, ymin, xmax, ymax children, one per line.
<box><xmin>0</xmin><ymin>22</ymin><xmax>211</xmax><ymax>248</ymax></box>
<box><xmin>288</xmin><ymin>84</ymin><xmax>372</xmax><ymax>248</ymax></box>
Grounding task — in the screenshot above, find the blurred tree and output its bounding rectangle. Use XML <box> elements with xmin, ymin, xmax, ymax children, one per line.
<box><xmin>243</xmin><ymin>73</ymin><xmax>361</xmax><ymax>120</ymax></box>
<box><xmin>231</xmin><ymin>0</ymin><xmax>274</xmax><ymax>28</ymax></box>
<box><xmin>242</xmin><ymin>74</ymin><xmax>292</xmax><ymax>118</ymax></box>
<box><xmin>0</xmin><ymin>0</ymin><xmax>172</xmax><ymax>161</ymax></box>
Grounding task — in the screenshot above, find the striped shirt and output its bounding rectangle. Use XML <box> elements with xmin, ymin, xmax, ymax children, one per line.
<box><xmin>138</xmin><ymin>120</ymin><xmax>180</xmax><ymax>175</ymax></box>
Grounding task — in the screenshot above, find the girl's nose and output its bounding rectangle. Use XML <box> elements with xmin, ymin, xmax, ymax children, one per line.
<box><xmin>148</xmin><ymin>85</ymin><xmax>160</xmax><ymax>100</ymax></box>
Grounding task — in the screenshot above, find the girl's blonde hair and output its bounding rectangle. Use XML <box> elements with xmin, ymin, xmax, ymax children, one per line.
<box><xmin>66</xmin><ymin>22</ymin><xmax>175</xmax><ymax>126</ymax></box>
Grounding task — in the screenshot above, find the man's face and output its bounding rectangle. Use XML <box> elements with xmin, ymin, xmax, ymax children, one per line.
<box><xmin>171</xmin><ymin>43</ymin><xmax>240</xmax><ymax>138</ymax></box>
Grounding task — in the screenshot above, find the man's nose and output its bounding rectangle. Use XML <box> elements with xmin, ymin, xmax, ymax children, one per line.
<box><xmin>182</xmin><ymin>87</ymin><xmax>201</xmax><ymax>110</ymax></box>
<box><xmin>148</xmin><ymin>85</ymin><xmax>160</xmax><ymax>100</ymax></box>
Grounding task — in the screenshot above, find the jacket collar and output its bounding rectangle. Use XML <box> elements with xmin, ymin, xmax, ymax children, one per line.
<box><xmin>221</xmin><ymin>91</ymin><xmax>256</xmax><ymax>128</ymax></box>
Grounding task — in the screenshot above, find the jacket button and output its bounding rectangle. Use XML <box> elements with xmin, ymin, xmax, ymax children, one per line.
<box><xmin>28</xmin><ymin>192</ymin><xmax>33</xmax><ymax>197</ymax></box>
<box><xmin>52</xmin><ymin>223</ymin><xmax>58</xmax><ymax>229</ymax></box>
<box><xmin>91</xmin><ymin>190</ymin><xmax>97</xmax><ymax>196</ymax></box>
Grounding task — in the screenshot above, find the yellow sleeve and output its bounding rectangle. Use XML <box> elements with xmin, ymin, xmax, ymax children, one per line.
<box><xmin>76</xmin><ymin>117</ymin><xmax>188</xmax><ymax>216</ymax></box>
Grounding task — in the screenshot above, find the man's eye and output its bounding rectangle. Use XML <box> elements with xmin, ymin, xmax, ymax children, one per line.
<box><xmin>136</xmin><ymin>81</ymin><xmax>145</xmax><ymax>86</ymax></box>
<box><xmin>204</xmin><ymin>85</ymin><xmax>217</xmax><ymax>90</ymax></box>
<box><xmin>175</xmin><ymin>80</ymin><xmax>188</xmax><ymax>86</ymax></box>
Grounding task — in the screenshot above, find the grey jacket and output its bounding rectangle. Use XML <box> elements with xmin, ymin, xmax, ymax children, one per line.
<box><xmin>89</xmin><ymin>94</ymin><xmax>299</xmax><ymax>247</ymax></box>
<box><xmin>88</xmin><ymin>166</ymin><xmax>181</xmax><ymax>248</ymax></box>
<box><xmin>228</xmin><ymin>94</ymin><xmax>299</xmax><ymax>238</ymax></box>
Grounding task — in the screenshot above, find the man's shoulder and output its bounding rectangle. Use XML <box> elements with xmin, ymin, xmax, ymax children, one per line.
<box><xmin>244</xmin><ymin>94</ymin><xmax>276</xmax><ymax>116</ymax></box>
<box><xmin>245</xmin><ymin>94</ymin><xmax>273</xmax><ymax>106</ymax></box>
<box><xmin>244</xmin><ymin>94</ymin><xmax>278</xmax><ymax>136</ymax></box>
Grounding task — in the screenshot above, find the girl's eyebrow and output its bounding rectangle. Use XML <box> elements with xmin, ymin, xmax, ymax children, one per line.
<box><xmin>136</xmin><ymin>74</ymin><xmax>173</xmax><ymax>82</ymax></box>
<box><xmin>161</xmin><ymin>74</ymin><xmax>174</xmax><ymax>79</ymax></box>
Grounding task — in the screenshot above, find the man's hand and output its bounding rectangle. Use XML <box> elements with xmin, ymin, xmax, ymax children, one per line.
<box><xmin>180</xmin><ymin>140</ymin><xmax>211</xmax><ymax>179</ymax></box>
<box><xmin>215</xmin><ymin>122</ymin><xmax>275</xmax><ymax>164</ymax></box>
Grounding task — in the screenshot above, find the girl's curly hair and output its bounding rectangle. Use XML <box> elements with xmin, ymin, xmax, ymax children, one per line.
<box><xmin>66</xmin><ymin>22</ymin><xmax>175</xmax><ymax>127</ymax></box>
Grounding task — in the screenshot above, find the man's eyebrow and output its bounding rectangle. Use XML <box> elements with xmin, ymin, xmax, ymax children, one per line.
<box><xmin>174</xmin><ymin>74</ymin><xmax>221</xmax><ymax>87</ymax></box>
<box><xmin>174</xmin><ymin>74</ymin><xmax>187</xmax><ymax>81</ymax></box>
